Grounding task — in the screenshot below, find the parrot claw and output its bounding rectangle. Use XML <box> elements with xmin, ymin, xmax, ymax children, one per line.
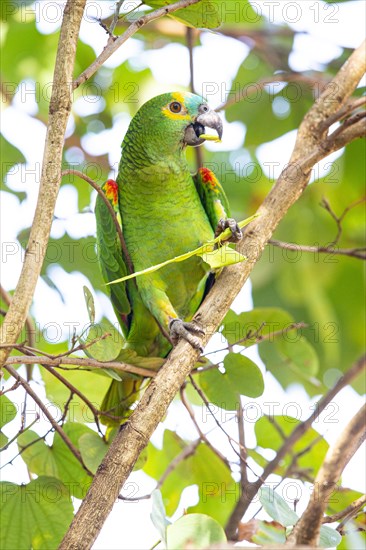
<box><xmin>169</xmin><ymin>318</ymin><xmax>205</xmax><ymax>353</ymax></box>
<box><xmin>215</xmin><ymin>218</ymin><xmax>243</xmax><ymax>243</ymax></box>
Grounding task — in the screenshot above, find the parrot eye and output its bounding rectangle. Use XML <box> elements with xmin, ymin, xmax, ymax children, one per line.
<box><xmin>201</xmin><ymin>105</ymin><xmax>209</xmax><ymax>112</ymax></box>
<box><xmin>169</xmin><ymin>101</ymin><xmax>182</xmax><ymax>113</ymax></box>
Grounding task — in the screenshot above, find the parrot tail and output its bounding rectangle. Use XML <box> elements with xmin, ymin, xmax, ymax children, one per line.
<box><xmin>100</xmin><ymin>377</ymin><xmax>142</xmax><ymax>426</ymax></box>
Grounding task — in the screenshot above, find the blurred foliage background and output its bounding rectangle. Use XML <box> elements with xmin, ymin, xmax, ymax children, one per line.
<box><xmin>0</xmin><ymin>0</ymin><xmax>365</xmax><ymax>548</ymax></box>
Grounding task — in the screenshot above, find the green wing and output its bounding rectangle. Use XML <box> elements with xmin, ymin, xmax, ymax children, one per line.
<box><xmin>193</xmin><ymin>167</ymin><xmax>231</xmax><ymax>231</ymax></box>
<box><xmin>95</xmin><ymin>180</ymin><xmax>131</xmax><ymax>336</ymax></box>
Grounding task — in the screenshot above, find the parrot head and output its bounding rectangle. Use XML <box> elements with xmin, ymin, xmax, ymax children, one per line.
<box><xmin>125</xmin><ymin>92</ymin><xmax>223</xmax><ymax>156</ymax></box>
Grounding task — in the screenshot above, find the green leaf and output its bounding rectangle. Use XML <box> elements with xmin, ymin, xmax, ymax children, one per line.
<box><xmin>259</xmin><ymin>336</ymin><xmax>319</xmax><ymax>390</ymax></box>
<box><xmin>186</xmin><ymin>443</ymin><xmax>238</xmax><ymax>525</ymax></box>
<box><xmin>134</xmin><ymin>447</ymin><xmax>148</xmax><ymax>471</ymax></box>
<box><xmin>325</xmin><ymin>487</ymin><xmax>363</xmax><ymax>516</ymax></box>
<box><xmin>0</xmin><ymin>477</ymin><xmax>73</xmax><ymax>549</ymax></box>
<box><xmin>51</xmin><ymin>423</ymin><xmax>93</xmax><ymax>498</ymax></box>
<box><xmin>83</xmin><ymin>285</ymin><xmax>95</xmax><ymax>324</ymax></box>
<box><xmin>117</xmin><ymin>348</ymin><xmax>164</xmax><ymax>370</ymax></box>
<box><xmin>0</xmin><ymin>431</ymin><xmax>8</xmax><ymax>448</ymax></box>
<box><xmin>212</xmin><ymin>0</ymin><xmax>261</xmax><ymax>25</ymax></box>
<box><xmin>146</xmin><ymin>0</ymin><xmax>221</xmax><ymax>29</ymax></box>
<box><xmin>198</xmin><ymin>352</ymin><xmax>264</xmax><ymax>410</ymax></box>
<box><xmin>318</xmin><ymin>525</ymin><xmax>342</xmax><ymax>547</ymax></box>
<box><xmin>259</xmin><ymin>486</ymin><xmax>299</xmax><ymax>526</ymax></box>
<box><xmin>254</xmin><ymin>416</ymin><xmax>328</xmax><ymax>478</ymax></box>
<box><xmin>144</xmin><ymin>432</ymin><xmax>236</xmax><ymax>524</ymax></box>
<box><xmin>18</xmin><ymin>423</ymin><xmax>93</xmax><ymax>498</ymax></box>
<box><xmin>201</xmin><ymin>243</ymin><xmax>246</xmax><ymax>269</ymax></box>
<box><xmin>41</xmin><ymin>365</ymin><xmax>110</xmax><ymax>423</ymax></box>
<box><xmin>83</xmin><ymin>318</ymin><xmax>124</xmax><ymax>361</ymax></box>
<box><xmin>79</xmin><ymin>432</ymin><xmax>108</xmax><ymax>474</ymax></box>
<box><xmin>151</xmin><ymin>489</ymin><xmax>171</xmax><ymax>546</ymax></box>
<box><xmin>0</xmin><ymin>135</ymin><xmax>26</xmax><ymax>199</ymax></box>
<box><xmin>166</xmin><ymin>514</ymin><xmax>226</xmax><ymax>549</ymax></box>
<box><xmin>252</xmin><ymin>520</ymin><xmax>286</xmax><ymax>544</ymax></box>
<box><xmin>17</xmin><ymin>430</ymin><xmax>58</xmax><ymax>478</ymax></box>
<box><xmin>144</xmin><ymin>431</ymin><xmax>190</xmax><ymax>516</ymax></box>
<box><xmin>78</xmin><ymin>429</ymin><xmax>146</xmax><ymax>475</ymax></box>
<box><xmin>0</xmin><ymin>394</ymin><xmax>17</xmax><ymax>428</ymax></box>
<box><xmin>221</xmin><ymin>307</ymin><xmax>294</xmax><ymax>346</ymax></box>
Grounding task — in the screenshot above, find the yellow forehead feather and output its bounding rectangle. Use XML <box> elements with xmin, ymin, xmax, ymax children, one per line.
<box><xmin>161</xmin><ymin>92</ymin><xmax>191</xmax><ymax>121</ymax></box>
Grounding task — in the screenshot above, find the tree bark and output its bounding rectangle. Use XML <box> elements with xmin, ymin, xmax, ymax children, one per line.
<box><xmin>287</xmin><ymin>404</ymin><xmax>366</xmax><ymax>546</ymax></box>
<box><xmin>60</xmin><ymin>41</ymin><xmax>366</xmax><ymax>549</ymax></box>
<box><xmin>0</xmin><ymin>0</ymin><xmax>86</xmax><ymax>369</ymax></box>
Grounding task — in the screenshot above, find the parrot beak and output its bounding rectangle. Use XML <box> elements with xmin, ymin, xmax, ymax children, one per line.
<box><xmin>184</xmin><ymin>106</ymin><xmax>223</xmax><ymax>147</ymax></box>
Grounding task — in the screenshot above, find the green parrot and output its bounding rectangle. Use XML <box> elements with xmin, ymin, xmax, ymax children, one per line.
<box><xmin>95</xmin><ymin>92</ymin><xmax>241</xmax><ymax>424</ymax></box>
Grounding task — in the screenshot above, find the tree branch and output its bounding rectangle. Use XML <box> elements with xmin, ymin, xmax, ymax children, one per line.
<box><xmin>72</xmin><ymin>0</ymin><xmax>203</xmax><ymax>89</ymax></box>
<box><xmin>237</xmin><ymin>400</ymin><xmax>249</xmax><ymax>489</ymax></box>
<box><xmin>287</xmin><ymin>404</ymin><xmax>366</xmax><ymax>546</ymax></box>
<box><xmin>269</xmin><ymin>239</ymin><xmax>366</xmax><ymax>260</ymax></box>
<box><xmin>60</xmin><ymin>40</ymin><xmax>366</xmax><ymax>549</ymax></box>
<box><xmin>0</xmin><ymin>0</ymin><xmax>86</xmax><ymax>370</ymax></box>
<box><xmin>225</xmin><ymin>354</ymin><xmax>366</xmax><ymax>538</ymax></box>
<box><xmin>4</xmin><ymin>364</ymin><xmax>93</xmax><ymax>476</ymax></box>
<box><xmin>322</xmin><ymin>494</ymin><xmax>366</xmax><ymax>525</ymax></box>
<box><xmin>4</xmin><ymin>355</ymin><xmax>157</xmax><ymax>379</ymax></box>
<box><xmin>180</xmin><ymin>386</ymin><xmax>231</xmax><ymax>468</ymax></box>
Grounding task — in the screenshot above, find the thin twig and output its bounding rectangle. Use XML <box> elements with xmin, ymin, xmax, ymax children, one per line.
<box><xmin>39</xmin><ymin>362</ymin><xmax>105</xmax><ymax>436</ymax></box>
<box><xmin>5</xmin><ymin>355</ymin><xmax>157</xmax><ymax>378</ymax></box>
<box><xmin>237</xmin><ymin>400</ymin><xmax>249</xmax><ymax>488</ymax></box>
<box><xmin>109</xmin><ymin>0</ymin><xmax>125</xmax><ymax>35</ymax></box>
<box><xmin>0</xmin><ymin>414</ymin><xmax>40</xmax><ymax>452</ymax></box>
<box><xmin>320</xmin><ymin>196</ymin><xmax>366</xmax><ymax>247</ymax></box>
<box><xmin>319</xmin><ymin>96</ymin><xmax>366</xmax><ymax>132</ymax></box>
<box><xmin>60</xmin><ymin>391</ymin><xmax>74</xmax><ymax>425</ymax></box>
<box><xmin>288</xmin><ymin>404</ymin><xmax>366</xmax><ymax>546</ymax></box>
<box><xmin>118</xmin><ymin>438</ymin><xmax>201</xmax><ymax>502</ymax></box>
<box><xmin>225</xmin><ymin>354</ymin><xmax>366</xmax><ymax>538</ymax></box>
<box><xmin>202</xmin><ymin>322</ymin><xmax>307</xmax><ymax>358</ymax></box>
<box><xmin>180</xmin><ymin>386</ymin><xmax>231</xmax><ymax>468</ymax></box>
<box><xmin>1</xmin><ymin>426</ymin><xmax>54</xmax><ymax>470</ymax></box>
<box><xmin>323</xmin><ymin>494</ymin><xmax>366</xmax><ymax>525</ymax></box>
<box><xmin>328</xmin><ymin>110</ymin><xmax>366</xmax><ymax>142</ymax></box>
<box><xmin>188</xmin><ymin>375</ymin><xmax>262</xmax><ymax>481</ymax></box>
<box><xmin>4</xmin><ymin>364</ymin><xmax>93</xmax><ymax>476</ymax></box>
<box><xmin>269</xmin><ymin>239</ymin><xmax>366</xmax><ymax>260</ymax></box>
<box><xmin>73</xmin><ymin>0</ymin><xmax>204</xmax><ymax>89</ymax></box>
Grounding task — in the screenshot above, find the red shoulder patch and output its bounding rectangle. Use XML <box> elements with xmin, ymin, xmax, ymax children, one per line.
<box><xmin>104</xmin><ymin>179</ymin><xmax>118</xmax><ymax>207</ymax></box>
<box><xmin>199</xmin><ymin>167</ymin><xmax>218</xmax><ymax>190</ymax></box>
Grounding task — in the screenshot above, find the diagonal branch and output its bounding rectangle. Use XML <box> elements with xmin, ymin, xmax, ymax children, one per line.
<box><xmin>5</xmin><ymin>364</ymin><xmax>93</xmax><ymax>476</ymax></box>
<box><xmin>180</xmin><ymin>386</ymin><xmax>231</xmax><ymax>468</ymax></box>
<box><xmin>60</xmin><ymin>40</ymin><xmax>366</xmax><ymax>549</ymax></box>
<box><xmin>4</xmin><ymin>355</ymin><xmax>157</xmax><ymax>378</ymax></box>
<box><xmin>73</xmin><ymin>0</ymin><xmax>203</xmax><ymax>89</ymax></box>
<box><xmin>225</xmin><ymin>354</ymin><xmax>366</xmax><ymax>538</ymax></box>
<box><xmin>322</xmin><ymin>494</ymin><xmax>366</xmax><ymax>525</ymax></box>
<box><xmin>0</xmin><ymin>0</ymin><xmax>86</xmax><ymax>371</ymax></box>
<box><xmin>287</xmin><ymin>404</ymin><xmax>366</xmax><ymax>546</ymax></box>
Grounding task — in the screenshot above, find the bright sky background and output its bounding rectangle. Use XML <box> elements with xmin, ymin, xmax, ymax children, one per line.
<box><xmin>1</xmin><ymin>1</ymin><xmax>365</xmax><ymax>548</ymax></box>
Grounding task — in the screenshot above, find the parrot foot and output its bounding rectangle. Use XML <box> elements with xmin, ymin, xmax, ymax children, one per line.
<box><xmin>215</xmin><ymin>218</ymin><xmax>242</xmax><ymax>243</ymax></box>
<box><xmin>169</xmin><ymin>318</ymin><xmax>205</xmax><ymax>353</ymax></box>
